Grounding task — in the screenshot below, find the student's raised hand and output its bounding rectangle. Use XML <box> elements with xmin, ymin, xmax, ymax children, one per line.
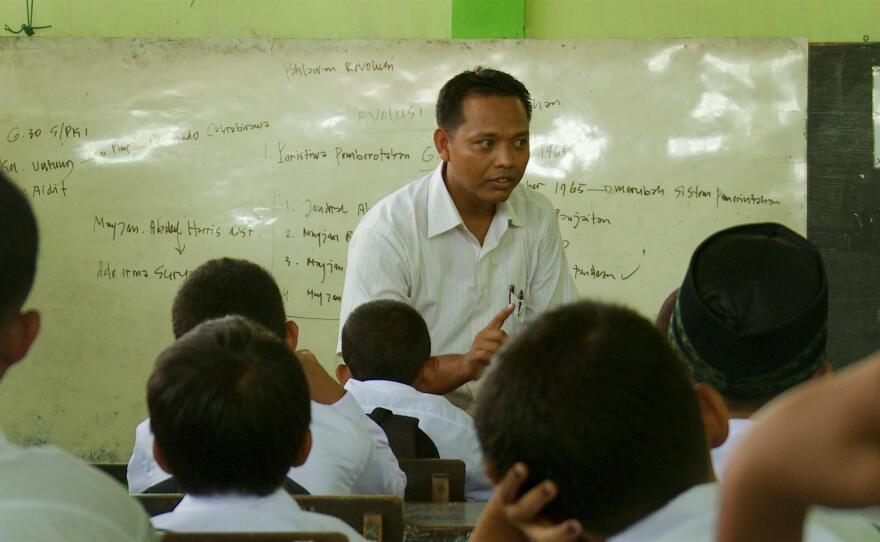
<box><xmin>470</xmin><ymin>463</ymin><xmax>583</xmax><ymax>542</ymax></box>
<box><xmin>463</xmin><ymin>304</ymin><xmax>515</xmax><ymax>380</ymax></box>
<box><xmin>295</xmin><ymin>349</ymin><xmax>345</xmax><ymax>405</ymax></box>
<box><xmin>717</xmin><ymin>353</ymin><xmax>880</xmax><ymax>542</ymax></box>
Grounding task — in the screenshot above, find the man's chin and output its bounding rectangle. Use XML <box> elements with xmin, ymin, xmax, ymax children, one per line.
<box><xmin>480</xmin><ymin>182</ymin><xmax>519</xmax><ymax>203</ymax></box>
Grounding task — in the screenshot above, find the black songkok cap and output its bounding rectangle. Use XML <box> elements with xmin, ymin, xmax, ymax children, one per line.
<box><xmin>668</xmin><ymin>223</ymin><xmax>827</xmax><ymax>398</ymax></box>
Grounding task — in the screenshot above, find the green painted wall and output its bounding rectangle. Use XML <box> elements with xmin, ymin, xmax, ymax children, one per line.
<box><xmin>526</xmin><ymin>0</ymin><xmax>880</xmax><ymax>42</ymax></box>
<box><xmin>0</xmin><ymin>1</ymin><xmax>451</xmax><ymax>38</ymax></box>
<box><xmin>0</xmin><ymin>0</ymin><xmax>876</xmax><ymax>41</ymax></box>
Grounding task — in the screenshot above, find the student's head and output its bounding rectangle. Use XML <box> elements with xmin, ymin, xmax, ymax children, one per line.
<box><xmin>434</xmin><ymin>67</ymin><xmax>532</xmax><ymax>207</ymax></box>
<box><xmin>172</xmin><ymin>257</ymin><xmax>293</xmax><ymax>344</ymax></box>
<box><xmin>0</xmin><ymin>172</ymin><xmax>41</xmax><ymax>377</ymax></box>
<box><xmin>340</xmin><ymin>299</ymin><xmax>433</xmax><ymax>386</ymax></box>
<box><xmin>475</xmin><ymin>301</ymin><xmax>726</xmax><ymax>538</ymax></box>
<box><xmin>668</xmin><ymin>223</ymin><xmax>830</xmax><ymax>415</ymax></box>
<box><xmin>148</xmin><ymin>315</ymin><xmax>311</xmax><ymax>496</ymax></box>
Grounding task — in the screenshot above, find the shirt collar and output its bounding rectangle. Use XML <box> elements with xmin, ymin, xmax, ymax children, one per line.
<box><xmin>426</xmin><ymin>162</ymin><xmax>523</xmax><ymax>238</ymax></box>
<box><xmin>345</xmin><ymin>378</ymin><xmax>423</xmax><ymax>398</ymax></box>
<box><xmin>175</xmin><ymin>488</ymin><xmax>299</xmax><ymax>513</ymax></box>
<box><xmin>611</xmin><ymin>483</ymin><xmax>717</xmax><ymax>541</ymax></box>
<box><xmin>727</xmin><ymin>417</ymin><xmax>754</xmax><ymax>437</ymax></box>
<box><xmin>499</xmin><ymin>192</ymin><xmax>522</xmax><ymax>229</ymax></box>
<box><xmin>427</xmin><ymin>163</ymin><xmax>464</xmax><ymax>238</ymax></box>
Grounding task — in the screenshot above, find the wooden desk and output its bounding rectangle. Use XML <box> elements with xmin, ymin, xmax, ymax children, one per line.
<box><xmin>403</xmin><ymin>502</ymin><xmax>485</xmax><ymax>542</ymax></box>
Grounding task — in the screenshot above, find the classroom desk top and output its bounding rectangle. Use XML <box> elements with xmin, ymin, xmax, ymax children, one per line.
<box><xmin>403</xmin><ymin>502</ymin><xmax>485</xmax><ymax>542</ymax></box>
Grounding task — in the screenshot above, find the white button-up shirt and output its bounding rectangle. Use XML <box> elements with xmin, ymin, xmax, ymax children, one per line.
<box><xmin>344</xmin><ymin>378</ymin><xmax>493</xmax><ymax>501</ymax></box>
<box><xmin>338</xmin><ymin>163</ymin><xmax>578</xmax><ymax>403</ymax></box>
<box><xmin>128</xmin><ymin>396</ymin><xmax>405</xmax><ymax>498</ymax></box>
<box><xmin>0</xmin><ymin>426</ymin><xmax>156</xmax><ymax>541</ymax></box>
<box><xmin>610</xmin><ymin>482</ymin><xmax>879</xmax><ymax>542</ymax></box>
<box><xmin>152</xmin><ymin>488</ymin><xmax>367</xmax><ymax>540</ymax></box>
<box><xmin>710</xmin><ymin>417</ymin><xmax>753</xmax><ymax>481</ymax></box>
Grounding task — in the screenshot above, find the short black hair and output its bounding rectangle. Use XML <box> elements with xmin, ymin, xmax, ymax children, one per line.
<box><xmin>0</xmin><ymin>172</ymin><xmax>38</xmax><ymax>320</ymax></box>
<box><xmin>475</xmin><ymin>301</ymin><xmax>709</xmax><ymax>536</ymax></box>
<box><xmin>148</xmin><ymin>315</ymin><xmax>310</xmax><ymax>496</ymax></box>
<box><xmin>341</xmin><ymin>299</ymin><xmax>431</xmax><ymax>385</ymax></box>
<box><xmin>436</xmin><ymin>67</ymin><xmax>532</xmax><ymax>133</ymax></box>
<box><xmin>172</xmin><ymin>258</ymin><xmax>286</xmax><ymax>339</ymax></box>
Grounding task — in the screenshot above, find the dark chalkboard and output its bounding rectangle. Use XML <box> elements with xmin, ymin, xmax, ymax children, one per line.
<box><xmin>808</xmin><ymin>43</ymin><xmax>880</xmax><ymax>365</ymax></box>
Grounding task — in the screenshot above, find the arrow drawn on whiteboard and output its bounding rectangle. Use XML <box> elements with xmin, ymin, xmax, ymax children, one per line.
<box><xmin>174</xmin><ymin>234</ymin><xmax>186</xmax><ymax>255</ymax></box>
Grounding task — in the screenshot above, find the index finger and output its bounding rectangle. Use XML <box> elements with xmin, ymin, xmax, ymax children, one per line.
<box><xmin>485</xmin><ymin>304</ymin><xmax>516</xmax><ymax>331</ymax></box>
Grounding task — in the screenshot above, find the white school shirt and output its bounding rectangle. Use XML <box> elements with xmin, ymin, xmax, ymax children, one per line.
<box><xmin>128</xmin><ymin>397</ymin><xmax>404</xmax><ymax>497</ymax></box>
<box><xmin>331</xmin><ymin>392</ymin><xmax>407</xmax><ymax>497</ymax></box>
<box><xmin>710</xmin><ymin>417</ymin><xmax>753</xmax><ymax>481</ymax></box>
<box><xmin>344</xmin><ymin>378</ymin><xmax>494</xmax><ymax>501</ymax></box>
<box><xmin>152</xmin><ymin>488</ymin><xmax>367</xmax><ymax>540</ymax></box>
<box><xmin>611</xmin><ymin>483</ymin><xmax>880</xmax><ymax>542</ymax></box>
<box><xmin>0</xmin><ymin>426</ymin><xmax>156</xmax><ymax>542</ymax></box>
<box><xmin>338</xmin><ymin>163</ymin><xmax>578</xmax><ymax>404</ymax></box>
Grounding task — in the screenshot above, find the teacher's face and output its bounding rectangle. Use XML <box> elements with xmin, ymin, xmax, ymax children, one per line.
<box><xmin>434</xmin><ymin>94</ymin><xmax>530</xmax><ymax>210</ymax></box>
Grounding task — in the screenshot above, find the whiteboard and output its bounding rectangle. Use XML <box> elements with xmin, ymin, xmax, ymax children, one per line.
<box><xmin>0</xmin><ymin>38</ymin><xmax>807</xmax><ymax>460</ymax></box>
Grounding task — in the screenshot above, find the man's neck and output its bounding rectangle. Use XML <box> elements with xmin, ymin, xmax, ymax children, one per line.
<box><xmin>442</xmin><ymin>170</ymin><xmax>496</xmax><ymax>245</ymax></box>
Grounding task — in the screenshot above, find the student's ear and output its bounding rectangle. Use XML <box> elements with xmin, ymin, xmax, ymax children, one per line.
<box><xmin>152</xmin><ymin>440</ymin><xmax>173</xmax><ymax>475</ymax></box>
<box><xmin>0</xmin><ymin>310</ymin><xmax>41</xmax><ymax>376</ymax></box>
<box><xmin>413</xmin><ymin>356</ymin><xmax>441</xmax><ymax>393</ymax></box>
<box><xmin>694</xmin><ymin>384</ymin><xmax>729</xmax><ymax>449</ymax></box>
<box><xmin>293</xmin><ymin>429</ymin><xmax>312</xmax><ymax>467</ymax></box>
<box><xmin>335</xmin><ymin>364</ymin><xmax>352</xmax><ymax>386</ymax></box>
<box><xmin>433</xmin><ymin>128</ymin><xmax>451</xmax><ymax>161</ymax></box>
<box><xmin>814</xmin><ymin>360</ymin><xmax>833</xmax><ymax>379</ymax></box>
<box><xmin>284</xmin><ymin>320</ymin><xmax>299</xmax><ymax>352</ymax></box>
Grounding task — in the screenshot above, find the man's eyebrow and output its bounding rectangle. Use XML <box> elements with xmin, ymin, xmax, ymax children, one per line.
<box><xmin>468</xmin><ymin>130</ymin><xmax>530</xmax><ymax>138</ymax></box>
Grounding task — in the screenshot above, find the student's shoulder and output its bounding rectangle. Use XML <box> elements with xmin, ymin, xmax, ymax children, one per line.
<box><xmin>0</xmin><ymin>444</ymin><xmax>154</xmax><ymax>539</ymax></box>
<box><xmin>411</xmin><ymin>389</ymin><xmax>476</xmax><ymax>428</ymax></box>
<box><xmin>312</xmin><ymin>402</ymin><xmax>366</xmax><ymax>436</ymax></box>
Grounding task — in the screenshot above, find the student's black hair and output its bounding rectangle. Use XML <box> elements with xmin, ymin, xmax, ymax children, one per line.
<box><xmin>172</xmin><ymin>258</ymin><xmax>286</xmax><ymax>339</ymax></box>
<box><xmin>474</xmin><ymin>301</ymin><xmax>710</xmax><ymax>536</ymax></box>
<box><xmin>435</xmin><ymin>66</ymin><xmax>532</xmax><ymax>133</ymax></box>
<box><xmin>341</xmin><ymin>299</ymin><xmax>431</xmax><ymax>385</ymax></box>
<box><xmin>0</xmin><ymin>172</ymin><xmax>38</xmax><ymax>321</ymax></box>
<box><xmin>148</xmin><ymin>315</ymin><xmax>310</xmax><ymax>496</ymax></box>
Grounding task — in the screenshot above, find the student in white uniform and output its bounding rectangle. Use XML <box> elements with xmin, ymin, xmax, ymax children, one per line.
<box><xmin>662</xmin><ymin>223</ymin><xmax>832</xmax><ymax>480</ymax></box>
<box><xmin>338</xmin><ymin>299</ymin><xmax>494</xmax><ymax>501</ymax></box>
<box><xmin>339</xmin><ymin>67</ymin><xmax>577</xmax><ymax>410</ymax></box>
<box><xmin>148</xmin><ymin>315</ymin><xmax>366</xmax><ymax>541</ymax></box>
<box><xmin>127</xmin><ymin>258</ymin><xmax>405</xmax><ymax>498</ymax></box>
<box><xmin>718</xmin><ymin>352</ymin><xmax>880</xmax><ymax>542</ymax></box>
<box><xmin>467</xmin><ymin>301</ymin><xmax>876</xmax><ymax>542</ymax></box>
<box><xmin>0</xmin><ymin>172</ymin><xmax>156</xmax><ymax>542</ymax></box>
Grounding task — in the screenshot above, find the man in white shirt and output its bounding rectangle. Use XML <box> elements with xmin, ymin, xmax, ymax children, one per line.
<box><xmin>663</xmin><ymin>223</ymin><xmax>832</xmax><ymax>480</ymax></box>
<box><xmin>468</xmin><ymin>301</ymin><xmax>877</xmax><ymax>542</ymax></box>
<box><xmin>339</xmin><ymin>299</ymin><xmax>493</xmax><ymax>501</ymax></box>
<box><xmin>339</xmin><ymin>67</ymin><xmax>577</xmax><ymax>409</ymax></box>
<box><xmin>147</xmin><ymin>315</ymin><xmax>365</xmax><ymax>541</ymax></box>
<box><xmin>0</xmin><ymin>172</ymin><xmax>156</xmax><ymax>542</ymax></box>
<box><xmin>128</xmin><ymin>258</ymin><xmax>405</xmax><ymax>497</ymax></box>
